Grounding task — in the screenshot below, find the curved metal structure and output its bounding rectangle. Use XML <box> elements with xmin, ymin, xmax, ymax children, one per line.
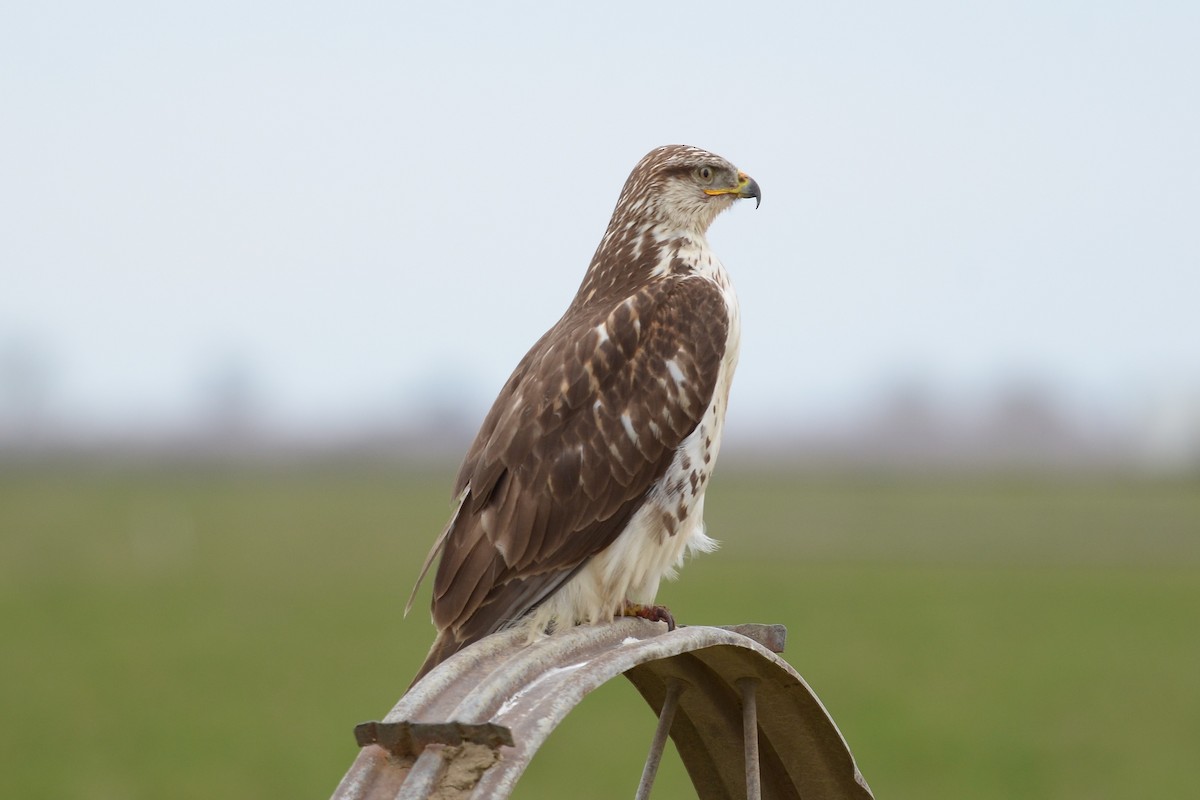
<box><xmin>333</xmin><ymin>620</ymin><xmax>873</xmax><ymax>799</ymax></box>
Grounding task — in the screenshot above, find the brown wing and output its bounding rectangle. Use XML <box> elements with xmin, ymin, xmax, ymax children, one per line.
<box><xmin>413</xmin><ymin>275</ymin><xmax>729</xmax><ymax>666</ymax></box>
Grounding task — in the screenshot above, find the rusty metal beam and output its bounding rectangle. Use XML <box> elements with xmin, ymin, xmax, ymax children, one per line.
<box><xmin>332</xmin><ymin>621</ymin><xmax>873</xmax><ymax>800</ymax></box>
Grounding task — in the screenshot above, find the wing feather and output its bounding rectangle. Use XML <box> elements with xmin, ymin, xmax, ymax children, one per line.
<box><xmin>413</xmin><ymin>275</ymin><xmax>729</xmax><ymax>667</ymax></box>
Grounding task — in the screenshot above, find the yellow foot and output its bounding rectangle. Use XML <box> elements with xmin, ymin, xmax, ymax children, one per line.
<box><xmin>620</xmin><ymin>602</ymin><xmax>676</xmax><ymax>631</ymax></box>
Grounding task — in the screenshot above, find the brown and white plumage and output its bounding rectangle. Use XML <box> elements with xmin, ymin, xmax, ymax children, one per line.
<box><xmin>407</xmin><ymin>145</ymin><xmax>760</xmax><ymax>683</ymax></box>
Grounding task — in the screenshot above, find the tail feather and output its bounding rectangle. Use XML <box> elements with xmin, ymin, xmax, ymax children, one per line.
<box><xmin>408</xmin><ymin>630</ymin><xmax>466</xmax><ymax>690</ymax></box>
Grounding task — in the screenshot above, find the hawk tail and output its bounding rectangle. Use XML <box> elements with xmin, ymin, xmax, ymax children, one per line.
<box><xmin>408</xmin><ymin>630</ymin><xmax>465</xmax><ymax>690</ymax></box>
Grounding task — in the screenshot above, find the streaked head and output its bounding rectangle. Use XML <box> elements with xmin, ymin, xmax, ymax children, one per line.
<box><xmin>613</xmin><ymin>145</ymin><xmax>761</xmax><ymax>234</ymax></box>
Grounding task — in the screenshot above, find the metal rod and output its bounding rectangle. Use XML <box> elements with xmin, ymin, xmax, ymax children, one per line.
<box><xmin>634</xmin><ymin>679</ymin><xmax>683</xmax><ymax>800</ymax></box>
<box><xmin>737</xmin><ymin>677</ymin><xmax>761</xmax><ymax>800</ymax></box>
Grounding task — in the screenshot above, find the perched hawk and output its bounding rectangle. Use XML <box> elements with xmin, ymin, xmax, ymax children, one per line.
<box><xmin>407</xmin><ymin>145</ymin><xmax>760</xmax><ymax>683</ymax></box>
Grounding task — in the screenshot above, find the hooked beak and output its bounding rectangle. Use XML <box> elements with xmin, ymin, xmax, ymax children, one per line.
<box><xmin>704</xmin><ymin>170</ymin><xmax>761</xmax><ymax>209</ymax></box>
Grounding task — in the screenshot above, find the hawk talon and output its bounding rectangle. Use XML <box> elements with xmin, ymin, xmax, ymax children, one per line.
<box><xmin>621</xmin><ymin>603</ymin><xmax>677</xmax><ymax>631</ymax></box>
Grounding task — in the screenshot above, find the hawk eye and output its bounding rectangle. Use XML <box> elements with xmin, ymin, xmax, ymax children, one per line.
<box><xmin>695</xmin><ymin>166</ymin><xmax>715</xmax><ymax>184</ymax></box>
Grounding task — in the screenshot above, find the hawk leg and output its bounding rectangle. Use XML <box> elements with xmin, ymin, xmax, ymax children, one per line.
<box><xmin>620</xmin><ymin>602</ymin><xmax>676</xmax><ymax>631</ymax></box>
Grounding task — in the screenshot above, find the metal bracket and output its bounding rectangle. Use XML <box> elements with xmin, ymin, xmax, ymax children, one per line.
<box><xmin>354</xmin><ymin>721</ymin><xmax>514</xmax><ymax>759</ymax></box>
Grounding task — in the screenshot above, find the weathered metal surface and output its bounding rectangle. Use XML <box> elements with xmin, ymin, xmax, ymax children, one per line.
<box><xmin>331</xmin><ymin>620</ymin><xmax>873</xmax><ymax>799</ymax></box>
<box><xmin>625</xmin><ymin>639</ymin><xmax>874</xmax><ymax>799</ymax></box>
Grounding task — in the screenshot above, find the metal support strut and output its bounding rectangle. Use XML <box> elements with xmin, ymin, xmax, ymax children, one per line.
<box><xmin>634</xmin><ymin>679</ymin><xmax>684</xmax><ymax>800</ymax></box>
<box><xmin>738</xmin><ymin>677</ymin><xmax>762</xmax><ymax>800</ymax></box>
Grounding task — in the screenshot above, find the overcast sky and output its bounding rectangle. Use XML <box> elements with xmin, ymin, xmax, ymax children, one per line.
<box><xmin>2</xmin><ymin>2</ymin><xmax>1197</xmax><ymax>437</ymax></box>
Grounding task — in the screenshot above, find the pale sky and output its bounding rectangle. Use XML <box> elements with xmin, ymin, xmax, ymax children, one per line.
<box><xmin>2</xmin><ymin>2</ymin><xmax>1198</xmax><ymax>437</ymax></box>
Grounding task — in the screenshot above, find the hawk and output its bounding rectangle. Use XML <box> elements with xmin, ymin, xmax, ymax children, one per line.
<box><xmin>407</xmin><ymin>144</ymin><xmax>760</xmax><ymax>683</ymax></box>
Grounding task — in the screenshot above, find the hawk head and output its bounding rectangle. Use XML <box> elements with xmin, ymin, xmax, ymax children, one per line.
<box><xmin>613</xmin><ymin>145</ymin><xmax>761</xmax><ymax>235</ymax></box>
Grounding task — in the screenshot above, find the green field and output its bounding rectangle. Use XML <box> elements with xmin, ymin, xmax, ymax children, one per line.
<box><xmin>2</xmin><ymin>464</ymin><xmax>1197</xmax><ymax>798</ymax></box>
